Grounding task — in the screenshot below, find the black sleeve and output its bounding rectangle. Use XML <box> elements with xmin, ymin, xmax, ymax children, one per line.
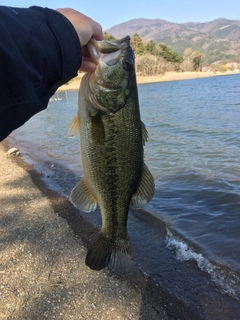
<box><xmin>0</xmin><ymin>6</ymin><xmax>82</xmax><ymax>141</ymax></box>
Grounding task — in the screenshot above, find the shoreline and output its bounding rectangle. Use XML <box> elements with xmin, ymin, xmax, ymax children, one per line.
<box><xmin>58</xmin><ymin>71</ymin><xmax>236</xmax><ymax>91</ymax></box>
<box><xmin>1</xmin><ymin>138</ymin><xmax>240</xmax><ymax>319</ymax></box>
<box><xmin>2</xmin><ymin>70</ymin><xmax>240</xmax><ymax>318</ymax></box>
<box><xmin>0</xmin><ymin>141</ymin><xmax>196</xmax><ymax>320</ymax></box>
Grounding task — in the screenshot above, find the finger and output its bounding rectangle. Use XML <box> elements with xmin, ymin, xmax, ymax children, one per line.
<box><xmin>92</xmin><ymin>22</ymin><xmax>104</xmax><ymax>41</ymax></box>
<box><xmin>82</xmin><ymin>46</ymin><xmax>90</xmax><ymax>57</ymax></box>
<box><xmin>80</xmin><ymin>61</ymin><xmax>96</xmax><ymax>72</ymax></box>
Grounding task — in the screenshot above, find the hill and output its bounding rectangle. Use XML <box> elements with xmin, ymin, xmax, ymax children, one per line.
<box><xmin>107</xmin><ymin>18</ymin><xmax>240</xmax><ymax>63</ymax></box>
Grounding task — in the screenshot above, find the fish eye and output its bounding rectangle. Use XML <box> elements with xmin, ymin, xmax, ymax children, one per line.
<box><xmin>123</xmin><ymin>59</ymin><xmax>133</xmax><ymax>70</ymax></box>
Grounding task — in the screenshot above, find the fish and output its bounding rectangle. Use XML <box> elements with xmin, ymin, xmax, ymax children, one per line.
<box><xmin>68</xmin><ymin>36</ymin><xmax>154</xmax><ymax>275</ymax></box>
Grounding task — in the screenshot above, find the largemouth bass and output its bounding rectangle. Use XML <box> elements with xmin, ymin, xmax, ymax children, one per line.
<box><xmin>68</xmin><ymin>36</ymin><xmax>154</xmax><ymax>275</ymax></box>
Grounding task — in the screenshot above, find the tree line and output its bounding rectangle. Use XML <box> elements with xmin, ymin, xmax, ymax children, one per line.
<box><xmin>104</xmin><ymin>31</ymin><xmax>205</xmax><ymax>75</ymax></box>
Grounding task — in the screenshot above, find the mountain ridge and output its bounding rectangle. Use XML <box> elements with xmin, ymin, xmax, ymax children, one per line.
<box><xmin>107</xmin><ymin>18</ymin><xmax>240</xmax><ymax>63</ymax></box>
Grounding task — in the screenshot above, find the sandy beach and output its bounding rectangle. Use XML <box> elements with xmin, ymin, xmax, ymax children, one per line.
<box><xmin>0</xmin><ymin>142</ymin><xmax>198</xmax><ymax>320</ymax></box>
<box><xmin>58</xmin><ymin>71</ymin><xmax>234</xmax><ymax>92</ymax></box>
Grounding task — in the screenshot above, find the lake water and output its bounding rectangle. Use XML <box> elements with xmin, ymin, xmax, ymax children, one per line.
<box><xmin>8</xmin><ymin>74</ymin><xmax>240</xmax><ymax>303</ymax></box>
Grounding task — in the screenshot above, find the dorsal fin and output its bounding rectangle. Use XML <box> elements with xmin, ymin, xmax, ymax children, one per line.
<box><xmin>141</xmin><ymin>121</ymin><xmax>149</xmax><ymax>145</ymax></box>
<box><xmin>131</xmin><ymin>163</ymin><xmax>155</xmax><ymax>209</ymax></box>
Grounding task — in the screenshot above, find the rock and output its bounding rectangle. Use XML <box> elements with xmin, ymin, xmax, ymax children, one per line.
<box><xmin>7</xmin><ymin>148</ymin><xmax>20</xmax><ymax>156</ymax></box>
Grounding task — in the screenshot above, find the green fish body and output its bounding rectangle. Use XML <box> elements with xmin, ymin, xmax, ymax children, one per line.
<box><xmin>68</xmin><ymin>36</ymin><xmax>154</xmax><ymax>274</ymax></box>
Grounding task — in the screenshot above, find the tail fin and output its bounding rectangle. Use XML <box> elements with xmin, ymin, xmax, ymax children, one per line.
<box><xmin>85</xmin><ymin>232</ymin><xmax>134</xmax><ymax>275</ymax></box>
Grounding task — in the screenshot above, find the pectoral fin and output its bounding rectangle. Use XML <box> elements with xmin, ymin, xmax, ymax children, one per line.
<box><xmin>67</xmin><ymin>113</ymin><xmax>80</xmax><ymax>137</ymax></box>
<box><xmin>70</xmin><ymin>179</ymin><xmax>97</xmax><ymax>212</ymax></box>
<box><xmin>90</xmin><ymin>112</ymin><xmax>105</xmax><ymax>145</ymax></box>
<box><xmin>131</xmin><ymin>163</ymin><xmax>155</xmax><ymax>209</ymax></box>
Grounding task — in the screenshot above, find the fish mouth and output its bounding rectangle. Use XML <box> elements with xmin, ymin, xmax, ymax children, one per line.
<box><xmin>87</xmin><ymin>36</ymin><xmax>131</xmax><ymax>66</ymax></box>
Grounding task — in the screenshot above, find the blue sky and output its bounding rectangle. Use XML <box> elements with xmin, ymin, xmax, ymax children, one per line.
<box><xmin>3</xmin><ymin>0</ymin><xmax>240</xmax><ymax>31</ymax></box>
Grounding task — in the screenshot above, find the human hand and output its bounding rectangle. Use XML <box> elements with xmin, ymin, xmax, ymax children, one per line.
<box><xmin>56</xmin><ymin>8</ymin><xmax>103</xmax><ymax>72</ymax></box>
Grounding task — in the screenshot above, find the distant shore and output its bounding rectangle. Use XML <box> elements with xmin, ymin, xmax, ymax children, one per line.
<box><xmin>58</xmin><ymin>71</ymin><xmax>235</xmax><ymax>91</ymax></box>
